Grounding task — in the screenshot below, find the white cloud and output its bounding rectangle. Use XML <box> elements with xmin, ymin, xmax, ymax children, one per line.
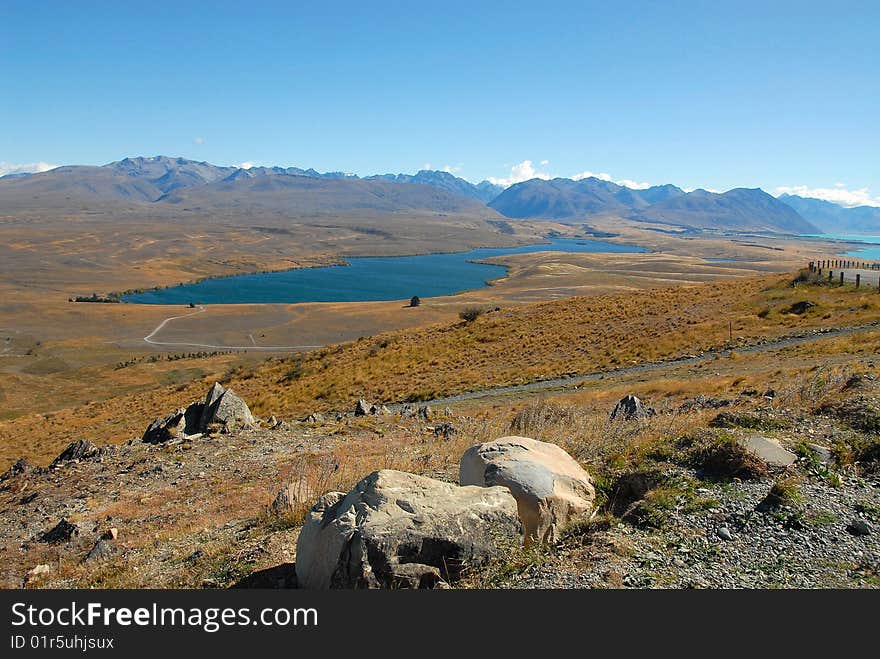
<box><xmin>572</xmin><ymin>170</ymin><xmax>653</xmax><ymax>189</ymax></box>
<box><xmin>237</xmin><ymin>161</ymin><xmax>255</xmax><ymax>169</ymax></box>
<box><xmin>488</xmin><ymin>160</ymin><xmax>552</xmax><ymax>186</ymax></box>
<box><xmin>0</xmin><ymin>161</ymin><xmax>57</xmax><ymax>177</ymax></box>
<box><xmin>775</xmin><ymin>184</ymin><xmax>880</xmax><ymax>208</ymax></box>
<box><xmin>193</xmin><ymin>136</ymin><xmax>205</xmax><ymax>145</ymax></box>
<box><xmin>441</xmin><ymin>164</ymin><xmax>462</xmax><ymax>174</ymax></box>
<box><xmin>539</xmin><ymin>159</ymin><xmax>549</xmax><ymax>166</ymax></box>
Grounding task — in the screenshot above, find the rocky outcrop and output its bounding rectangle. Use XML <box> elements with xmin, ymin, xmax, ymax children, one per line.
<box><xmin>460</xmin><ymin>436</ymin><xmax>595</xmax><ymax>544</ymax></box>
<box><xmin>610</xmin><ymin>394</ymin><xmax>655</xmax><ymax>421</ymax></box>
<box><xmin>142</xmin><ymin>403</ymin><xmax>203</xmax><ymax>443</ymax></box>
<box><xmin>142</xmin><ymin>382</ymin><xmax>255</xmax><ymax>443</ymax></box>
<box><xmin>51</xmin><ymin>439</ymin><xmax>100</xmax><ymax>465</ymax></box>
<box><xmin>1</xmin><ymin>458</ymin><xmax>39</xmax><ymax>481</ymax></box>
<box><xmin>354</xmin><ymin>399</ymin><xmax>372</xmax><ymax>416</ymax></box>
<box><xmin>295</xmin><ymin>470</ymin><xmax>521</xmax><ymax>589</ymax></box>
<box><xmin>199</xmin><ymin>382</ymin><xmax>255</xmax><ymax>431</ymax></box>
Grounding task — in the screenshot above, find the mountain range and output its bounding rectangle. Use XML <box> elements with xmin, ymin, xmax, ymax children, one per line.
<box><xmin>2</xmin><ymin>155</ymin><xmax>875</xmax><ymax>234</ymax></box>
<box><xmin>777</xmin><ymin>194</ymin><xmax>880</xmax><ymax>234</ymax></box>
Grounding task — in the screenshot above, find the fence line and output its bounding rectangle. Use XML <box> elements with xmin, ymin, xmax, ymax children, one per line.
<box><xmin>807</xmin><ymin>258</ymin><xmax>880</xmax><ymax>290</ymax></box>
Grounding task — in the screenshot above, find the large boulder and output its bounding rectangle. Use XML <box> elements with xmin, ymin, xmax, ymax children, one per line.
<box><xmin>610</xmin><ymin>394</ymin><xmax>655</xmax><ymax>421</ymax></box>
<box><xmin>459</xmin><ymin>436</ymin><xmax>595</xmax><ymax>544</ymax></box>
<box><xmin>199</xmin><ymin>382</ymin><xmax>255</xmax><ymax>431</ymax></box>
<box><xmin>295</xmin><ymin>470</ymin><xmax>521</xmax><ymax>589</ymax></box>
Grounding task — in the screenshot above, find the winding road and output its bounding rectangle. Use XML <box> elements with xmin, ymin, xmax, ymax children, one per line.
<box><xmin>143</xmin><ymin>306</ymin><xmax>322</xmax><ymax>351</ymax></box>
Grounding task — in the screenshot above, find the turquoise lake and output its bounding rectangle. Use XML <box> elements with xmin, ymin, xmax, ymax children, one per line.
<box><xmin>804</xmin><ymin>233</ymin><xmax>880</xmax><ymax>260</ymax></box>
<box><xmin>123</xmin><ymin>239</ymin><xmax>647</xmax><ymax>305</ymax></box>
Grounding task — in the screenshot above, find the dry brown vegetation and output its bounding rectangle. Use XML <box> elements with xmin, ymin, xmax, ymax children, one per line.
<box><xmin>1</xmin><ymin>271</ymin><xmax>877</xmax><ymax>470</ymax></box>
<box><xmin>235</xmin><ymin>272</ymin><xmax>879</xmax><ymax>417</ymax></box>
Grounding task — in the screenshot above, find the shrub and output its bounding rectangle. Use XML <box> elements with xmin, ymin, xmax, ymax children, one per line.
<box><xmin>458</xmin><ymin>307</ymin><xmax>485</xmax><ymax>323</ymax></box>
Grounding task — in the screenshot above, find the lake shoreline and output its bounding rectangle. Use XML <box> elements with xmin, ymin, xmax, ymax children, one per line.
<box><xmin>122</xmin><ymin>238</ymin><xmax>648</xmax><ymax>306</ymax></box>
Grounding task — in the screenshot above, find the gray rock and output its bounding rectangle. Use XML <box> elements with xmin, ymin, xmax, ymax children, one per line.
<box><xmin>738</xmin><ymin>435</ymin><xmax>797</xmax><ymax>468</ymax></box>
<box><xmin>847</xmin><ymin>519</ymin><xmax>872</xmax><ymax>536</ymax></box>
<box><xmin>354</xmin><ymin>399</ymin><xmax>372</xmax><ymax>416</ymax></box>
<box><xmin>1</xmin><ymin>457</ymin><xmax>38</xmax><ymax>481</ymax></box>
<box><xmin>717</xmin><ymin>527</ymin><xmax>733</xmax><ymax>541</ymax></box>
<box><xmin>304</xmin><ymin>412</ymin><xmax>324</xmax><ymax>424</ymax></box>
<box><xmin>610</xmin><ymin>395</ymin><xmax>655</xmax><ymax>421</ymax></box>
<box><xmin>417</xmin><ymin>405</ymin><xmax>432</xmax><ymax>421</ymax></box>
<box><xmin>39</xmin><ymin>518</ymin><xmax>81</xmax><ymax>544</ymax></box>
<box><xmin>142</xmin><ymin>400</ymin><xmax>204</xmax><ymax>444</ymax></box>
<box><xmin>84</xmin><ymin>539</ymin><xmax>115</xmax><ymax>562</ymax></box>
<box><xmin>295</xmin><ymin>470</ymin><xmax>521</xmax><ymax>589</ymax></box>
<box><xmin>199</xmin><ymin>383</ymin><xmax>255</xmax><ymax>431</ymax></box>
<box><xmin>51</xmin><ymin>439</ymin><xmax>100</xmax><ymax>465</ymax></box>
<box><xmin>460</xmin><ymin>436</ymin><xmax>595</xmax><ymax>544</ymax></box>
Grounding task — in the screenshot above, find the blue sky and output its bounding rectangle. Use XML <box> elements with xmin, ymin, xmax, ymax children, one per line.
<box><xmin>2</xmin><ymin>1</ymin><xmax>878</xmax><ymax>205</ymax></box>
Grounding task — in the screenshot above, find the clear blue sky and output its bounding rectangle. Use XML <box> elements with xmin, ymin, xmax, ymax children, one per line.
<box><xmin>2</xmin><ymin>0</ymin><xmax>878</xmax><ymax>204</ymax></box>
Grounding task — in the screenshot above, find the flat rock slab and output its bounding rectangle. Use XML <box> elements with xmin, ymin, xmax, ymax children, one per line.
<box><xmin>739</xmin><ymin>435</ymin><xmax>797</xmax><ymax>467</ymax></box>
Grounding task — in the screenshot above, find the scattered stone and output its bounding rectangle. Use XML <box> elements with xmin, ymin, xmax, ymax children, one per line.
<box><xmin>609</xmin><ymin>395</ymin><xmax>655</xmax><ymax>422</ymax></box>
<box><xmin>103</xmin><ymin>527</ymin><xmax>119</xmax><ymax>541</ymax></box>
<box><xmin>39</xmin><ymin>518</ymin><xmax>80</xmax><ymax>544</ymax></box>
<box><xmin>304</xmin><ymin>412</ymin><xmax>325</xmax><ymax>424</ymax></box>
<box><xmin>295</xmin><ymin>470</ymin><xmax>521</xmax><ymax>589</ymax></box>
<box><xmin>378</xmin><ymin>405</ymin><xmax>392</xmax><ymax>416</ymax></box>
<box><xmin>401</xmin><ymin>404</ymin><xmax>415</xmax><ymax>418</ymax></box>
<box><xmin>268</xmin><ymin>480</ymin><xmax>316</xmax><ymax>518</ymax></box>
<box><xmin>185</xmin><ymin>549</ymin><xmax>204</xmax><ymax>564</ymax></box>
<box><xmin>417</xmin><ymin>405</ymin><xmax>432</xmax><ymax>421</ymax></box>
<box><xmin>717</xmin><ymin>527</ymin><xmax>733</xmax><ymax>541</ymax></box>
<box><xmin>267</xmin><ymin>415</ymin><xmax>278</xmax><ymax>427</ymax></box>
<box><xmin>738</xmin><ymin>435</ymin><xmax>797</xmax><ymax>468</ymax></box>
<box><xmin>847</xmin><ymin>519</ymin><xmax>872</xmax><ymax>537</ymax></box>
<box><xmin>786</xmin><ymin>300</ymin><xmax>816</xmax><ymax>315</ymax></box>
<box><xmin>27</xmin><ymin>564</ymin><xmax>52</xmax><ymax>579</ymax></box>
<box><xmin>460</xmin><ymin>436</ymin><xmax>595</xmax><ymax>544</ymax></box>
<box><xmin>806</xmin><ymin>443</ymin><xmax>832</xmax><ymax>464</ymax></box>
<box><xmin>354</xmin><ymin>399</ymin><xmax>372</xmax><ymax>416</ymax></box>
<box><xmin>763</xmin><ymin>388</ymin><xmax>776</xmax><ymax>399</ymax></box>
<box><xmin>51</xmin><ymin>439</ymin><xmax>100</xmax><ymax>465</ymax></box>
<box><xmin>84</xmin><ymin>539</ymin><xmax>115</xmax><ymax>562</ymax></box>
<box><xmin>443</xmin><ymin>406</ymin><xmax>454</xmax><ymax>417</ymax></box>
<box><xmin>433</xmin><ymin>422</ymin><xmax>457</xmax><ymax>440</ymax></box>
<box><xmin>1</xmin><ymin>457</ymin><xmax>37</xmax><ymax>481</ymax></box>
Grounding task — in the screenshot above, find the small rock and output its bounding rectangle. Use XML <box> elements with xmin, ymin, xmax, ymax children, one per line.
<box><xmin>38</xmin><ymin>518</ymin><xmax>80</xmax><ymax>544</ymax></box>
<box><xmin>610</xmin><ymin>395</ymin><xmax>655</xmax><ymax>421</ymax></box>
<box><xmin>717</xmin><ymin>527</ymin><xmax>733</xmax><ymax>541</ymax></box>
<box><xmin>102</xmin><ymin>527</ymin><xmax>118</xmax><ymax>541</ymax></box>
<box><xmin>354</xmin><ymin>399</ymin><xmax>372</xmax><ymax>416</ymax></box>
<box><xmin>84</xmin><ymin>539</ymin><xmax>115</xmax><ymax>562</ymax></box>
<box><xmin>28</xmin><ymin>564</ymin><xmax>52</xmax><ymax>578</ymax></box>
<box><xmin>847</xmin><ymin>520</ymin><xmax>872</xmax><ymax>537</ymax></box>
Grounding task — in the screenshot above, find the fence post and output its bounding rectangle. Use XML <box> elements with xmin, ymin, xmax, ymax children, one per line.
<box><xmin>856</xmin><ymin>274</ymin><xmax>861</xmax><ymax>288</ymax></box>
<box><xmin>840</xmin><ymin>271</ymin><xmax>845</xmax><ymax>285</ymax></box>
